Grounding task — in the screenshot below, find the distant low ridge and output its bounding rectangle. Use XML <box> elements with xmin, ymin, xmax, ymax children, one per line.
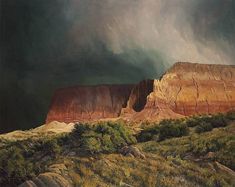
<box><xmin>46</xmin><ymin>62</ymin><xmax>235</xmax><ymax>124</ymax></box>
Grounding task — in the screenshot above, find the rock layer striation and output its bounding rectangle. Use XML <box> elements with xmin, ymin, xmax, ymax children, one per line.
<box><xmin>46</xmin><ymin>62</ymin><xmax>235</xmax><ymax>123</ymax></box>
<box><xmin>130</xmin><ymin>62</ymin><xmax>235</xmax><ymax>122</ymax></box>
<box><xmin>46</xmin><ymin>85</ymin><xmax>134</xmax><ymax>123</ymax></box>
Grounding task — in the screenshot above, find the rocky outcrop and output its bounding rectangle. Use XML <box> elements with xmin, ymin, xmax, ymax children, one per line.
<box><xmin>46</xmin><ymin>62</ymin><xmax>235</xmax><ymax>124</ymax></box>
<box><xmin>148</xmin><ymin>62</ymin><xmax>235</xmax><ymax>115</ymax></box>
<box><xmin>0</xmin><ymin>121</ymin><xmax>75</xmax><ymax>143</ymax></box>
<box><xmin>119</xmin><ymin>146</ymin><xmax>146</xmax><ymax>159</ymax></box>
<box><xmin>46</xmin><ymin>85</ymin><xmax>134</xmax><ymax>123</ymax></box>
<box><xmin>19</xmin><ymin>164</ymin><xmax>73</xmax><ymax>187</ymax></box>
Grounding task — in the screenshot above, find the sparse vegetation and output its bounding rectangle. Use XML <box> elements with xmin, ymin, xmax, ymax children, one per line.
<box><xmin>140</xmin><ymin>122</ymin><xmax>235</xmax><ymax>170</ymax></box>
<box><xmin>138</xmin><ymin>112</ymin><xmax>235</xmax><ymax>142</ymax></box>
<box><xmin>0</xmin><ymin>111</ymin><xmax>234</xmax><ymax>186</ymax></box>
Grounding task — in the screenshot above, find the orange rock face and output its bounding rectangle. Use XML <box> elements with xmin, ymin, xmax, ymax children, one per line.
<box><xmin>46</xmin><ymin>62</ymin><xmax>235</xmax><ymax>123</ymax></box>
<box><xmin>155</xmin><ymin>62</ymin><xmax>235</xmax><ymax>115</ymax></box>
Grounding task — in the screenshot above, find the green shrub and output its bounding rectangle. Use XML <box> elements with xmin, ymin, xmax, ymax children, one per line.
<box><xmin>190</xmin><ymin>134</ymin><xmax>235</xmax><ymax>171</ymax></box>
<box><xmin>158</xmin><ymin>120</ymin><xmax>189</xmax><ymax>141</ymax></box>
<box><xmin>82</xmin><ymin>137</ymin><xmax>102</xmax><ymax>154</ymax></box>
<box><xmin>137</xmin><ymin>124</ymin><xmax>160</xmax><ymax>142</ymax></box>
<box><xmin>71</xmin><ymin>122</ymin><xmax>136</xmax><ymax>154</ymax></box>
<box><xmin>195</xmin><ymin>122</ymin><xmax>213</xmax><ymax>133</ymax></box>
<box><xmin>191</xmin><ymin>138</ymin><xmax>221</xmax><ymax>155</ymax></box>
<box><xmin>187</xmin><ymin>113</ymin><xmax>230</xmax><ymax>134</ymax></box>
<box><xmin>72</xmin><ymin>123</ymin><xmax>92</xmax><ymax>138</ymax></box>
<box><xmin>225</xmin><ymin>111</ymin><xmax>235</xmax><ymax>121</ymax></box>
<box><xmin>185</xmin><ymin>116</ymin><xmax>201</xmax><ymax>127</ymax></box>
<box><xmin>0</xmin><ymin>146</ymin><xmax>37</xmax><ymax>186</ymax></box>
<box><xmin>137</xmin><ymin>132</ymin><xmax>155</xmax><ymax>142</ymax></box>
<box><xmin>138</xmin><ymin>111</ymin><xmax>233</xmax><ymax>142</ymax></box>
<box><xmin>42</xmin><ymin>139</ymin><xmax>61</xmax><ymax>158</ymax></box>
<box><xmin>138</xmin><ymin>119</ymin><xmax>189</xmax><ymax>142</ymax></box>
<box><xmin>0</xmin><ymin>136</ymin><xmax>66</xmax><ymax>186</ymax></box>
<box><xmin>216</xmin><ymin>139</ymin><xmax>235</xmax><ymax>170</ymax></box>
<box><xmin>208</xmin><ymin>114</ymin><xmax>228</xmax><ymax>128</ymax></box>
<box><xmin>101</xmin><ymin>134</ymin><xmax>116</xmax><ymax>153</ymax></box>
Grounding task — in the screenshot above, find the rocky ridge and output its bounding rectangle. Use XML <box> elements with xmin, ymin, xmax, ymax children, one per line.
<box><xmin>46</xmin><ymin>62</ymin><xmax>235</xmax><ymax>123</ymax></box>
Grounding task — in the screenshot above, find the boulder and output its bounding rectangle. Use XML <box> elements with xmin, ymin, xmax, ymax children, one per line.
<box><xmin>119</xmin><ymin>146</ymin><xmax>146</xmax><ymax>159</ymax></box>
<box><xmin>19</xmin><ymin>164</ymin><xmax>73</xmax><ymax>187</ymax></box>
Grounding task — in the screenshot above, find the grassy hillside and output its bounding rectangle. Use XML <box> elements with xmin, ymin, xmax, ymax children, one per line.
<box><xmin>0</xmin><ymin>112</ymin><xmax>234</xmax><ymax>187</ymax></box>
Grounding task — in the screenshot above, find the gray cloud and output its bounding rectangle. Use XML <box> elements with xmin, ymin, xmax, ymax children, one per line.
<box><xmin>66</xmin><ymin>0</ymin><xmax>235</xmax><ymax>65</ymax></box>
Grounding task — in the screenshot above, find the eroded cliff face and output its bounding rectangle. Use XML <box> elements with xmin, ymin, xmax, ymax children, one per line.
<box><xmin>153</xmin><ymin>62</ymin><xmax>235</xmax><ymax>115</ymax></box>
<box><xmin>46</xmin><ymin>85</ymin><xmax>134</xmax><ymax>123</ymax></box>
<box><xmin>129</xmin><ymin>62</ymin><xmax>235</xmax><ymax>122</ymax></box>
<box><xmin>46</xmin><ymin>62</ymin><xmax>235</xmax><ymax>123</ymax></box>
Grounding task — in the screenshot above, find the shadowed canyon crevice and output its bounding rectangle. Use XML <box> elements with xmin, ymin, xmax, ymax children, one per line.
<box><xmin>125</xmin><ymin>79</ymin><xmax>154</xmax><ymax>112</ymax></box>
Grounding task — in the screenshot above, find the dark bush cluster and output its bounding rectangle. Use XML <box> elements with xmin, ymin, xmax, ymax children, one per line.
<box><xmin>138</xmin><ymin>111</ymin><xmax>235</xmax><ymax>141</ymax></box>
<box><xmin>71</xmin><ymin>122</ymin><xmax>137</xmax><ymax>154</ymax></box>
<box><xmin>0</xmin><ymin>137</ymin><xmax>64</xmax><ymax>186</ymax></box>
<box><xmin>42</xmin><ymin>139</ymin><xmax>61</xmax><ymax>158</ymax></box>
<box><xmin>137</xmin><ymin>125</ymin><xmax>160</xmax><ymax>142</ymax></box>
<box><xmin>0</xmin><ymin>145</ymin><xmax>40</xmax><ymax>186</ymax></box>
<box><xmin>225</xmin><ymin>111</ymin><xmax>235</xmax><ymax>121</ymax></box>
<box><xmin>137</xmin><ymin>119</ymin><xmax>189</xmax><ymax>142</ymax></box>
<box><xmin>158</xmin><ymin>119</ymin><xmax>189</xmax><ymax>141</ymax></box>
<box><xmin>194</xmin><ymin>122</ymin><xmax>213</xmax><ymax>133</ymax></box>
<box><xmin>187</xmin><ymin>113</ymin><xmax>231</xmax><ymax>133</ymax></box>
<box><xmin>0</xmin><ymin>143</ymin><xmax>44</xmax><ymax>186</ymax></box>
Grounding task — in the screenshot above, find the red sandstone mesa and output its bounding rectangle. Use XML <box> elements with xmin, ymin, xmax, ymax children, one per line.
<box><xmin>46</xmin><ymin>85</ymin><xmax>134</xmax><ymax>123</ymax></box>
<box><xmin>46</xmin><ymin>62</ymin><xmax>235</xmax><ymax>123</ymax></box>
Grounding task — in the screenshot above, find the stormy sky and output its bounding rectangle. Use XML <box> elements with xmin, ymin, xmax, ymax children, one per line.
<box><xmin>0</xmin><ymin>0</ymin><xmax>235</xmax><ymax>132</ymax></box>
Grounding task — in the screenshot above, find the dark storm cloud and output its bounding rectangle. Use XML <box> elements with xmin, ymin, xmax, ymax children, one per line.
<box><xmin>0</xmin><ymin>0</ymin><xmax>235</xmax><ymax>132</ymax></box>
<box><xmin>65</xmin><ymin>0</ymin><xmax>235</xmax><ymax>65</ymax></box>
